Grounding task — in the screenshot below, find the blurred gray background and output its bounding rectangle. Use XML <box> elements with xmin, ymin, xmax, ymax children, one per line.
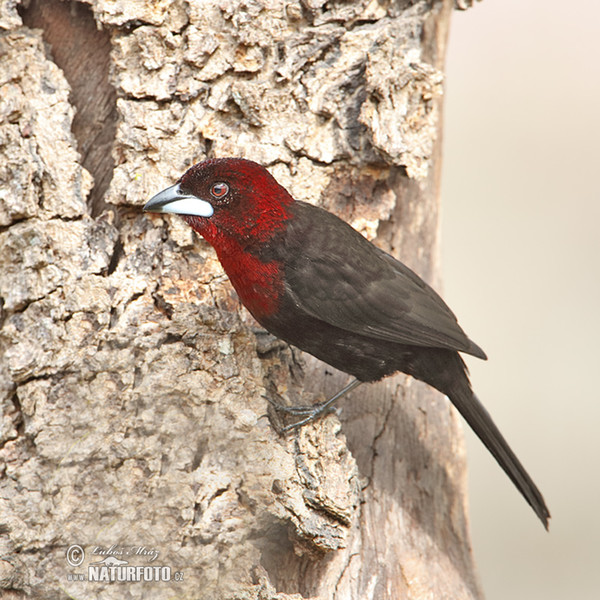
<box><xmin>441</xmin><ymin>1</ymin><xmax>600</xmax><ymax>598</ymax></box>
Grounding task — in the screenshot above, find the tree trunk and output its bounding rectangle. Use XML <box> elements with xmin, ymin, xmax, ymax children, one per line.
<box><xmin>0</xmin><ymin>1</ymin><xmax>483</xmax><ymax>598</ymax></box>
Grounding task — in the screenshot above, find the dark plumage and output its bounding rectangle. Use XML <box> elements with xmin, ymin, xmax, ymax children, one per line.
<box><xmin>144</xmin><ymin>157</ymin><xmax>550</xmax><ymax>528</ymax></box>
<box><xmin>260</xmin><ymin>201</ymin><xmax>487</xmax><ymax>380</ymax></box>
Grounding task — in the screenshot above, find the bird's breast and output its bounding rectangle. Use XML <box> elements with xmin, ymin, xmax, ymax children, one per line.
<box><xmin>215</xmin><ymin>240</ymin><xmax>285</xmax><ymax>322</ymax></box>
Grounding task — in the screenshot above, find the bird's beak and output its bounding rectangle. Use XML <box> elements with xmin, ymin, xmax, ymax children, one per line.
<box><xmin>143</xmin><ymin>183</ymin><xmax>214</xmax><ymax>217</ymax></box>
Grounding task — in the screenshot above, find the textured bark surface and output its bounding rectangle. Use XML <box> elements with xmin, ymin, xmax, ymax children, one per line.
<box><xmin>0</xmin><ymin>0</ymin><xmax>482</xmax><ymax>598</ymax></box>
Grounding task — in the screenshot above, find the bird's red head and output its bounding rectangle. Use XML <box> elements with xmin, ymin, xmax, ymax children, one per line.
<box><xmin>144</xmin><ymin>158</ymin><xmax>294</xmax><ymax>319</ymax></box>
<box><xmin>144</xmin><ymin>158</ymin><xmax>294</xmax><ymax>250</ymax></box>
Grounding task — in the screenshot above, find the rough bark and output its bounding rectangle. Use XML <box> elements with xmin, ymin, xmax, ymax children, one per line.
<box><xmin>0</xmin><ymin>0</ymin><xmax>482</xmax><ymax>598</ymax></box>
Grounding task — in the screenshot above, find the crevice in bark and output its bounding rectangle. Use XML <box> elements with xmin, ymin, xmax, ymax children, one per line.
<box><xmin>105</xmin><ymin>232</ymin><xmax>123</xmax><ymax>276</ymax></box>
<box><xmin>257</xmin><ymin>517</ymin><xmax>304</xmax><ymax>595</ymax></box>
<box><xmin>152</xmin><ymin>292</ymin><xmax>175</xmax><ymax>320</ymax></box>
<box><xmin>333</xmin><ymin>551</ymin><xmax>359</xmax><ymax>599</ymax></box>
<box><xmin>0</xmin><ymin>216</ymin><xmax>29</xmax><ymax>235</ymax></box>
<box><xmin>0</xmin><ymin>391</ymin><xmax>23</xmax><ymax>450</ymax></box>
<box><xmin>19</xmin><ymin>0</ymin><xmax>117</xmax><ymax>217</ymax></box>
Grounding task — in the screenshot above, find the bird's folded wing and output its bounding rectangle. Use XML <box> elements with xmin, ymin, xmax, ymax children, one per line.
<box><xmin>282</xmin><ymin>204</ymin><xmax>486</xmax><ymax>359</ymax></box>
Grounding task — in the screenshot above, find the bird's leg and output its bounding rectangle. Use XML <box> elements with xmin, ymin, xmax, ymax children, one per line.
<box><xmin>268</xmin><ymin>379</ymin><xmax>362</xmax><ymax>432</ymax></box>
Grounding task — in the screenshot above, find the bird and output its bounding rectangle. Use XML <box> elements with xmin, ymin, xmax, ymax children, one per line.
<box><xmin>144</xmin><ymin>157</ymin><xmax>550</xmax><ymax>529</ymax></box>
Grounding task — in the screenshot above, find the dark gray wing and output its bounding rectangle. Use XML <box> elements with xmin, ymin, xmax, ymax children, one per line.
<box><xmin>281</xmin><ymin>202</ymin><xmax>486</xmax><ymax>359</ymax></box>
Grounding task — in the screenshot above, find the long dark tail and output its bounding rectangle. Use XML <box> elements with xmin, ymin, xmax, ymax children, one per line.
<box><xmin>449</xmin><ymin>383</ymin><xmax>550</xmax><ymax>529</ymax></box>
<box><xmin>413</xmin><ymin>350</ymin><xmax>550</xmax><ymax>529</ymax></box>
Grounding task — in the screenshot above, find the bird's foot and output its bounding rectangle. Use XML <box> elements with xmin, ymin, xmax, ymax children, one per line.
<box><xmin>266</xmin><ymin>379</ymin><xmax>362</xmax><ymax>433</ymax></box>
<box><xmin>267</xmin><ymin>397</ymin><xmax>335</xmax><ymax>431</ymax></box>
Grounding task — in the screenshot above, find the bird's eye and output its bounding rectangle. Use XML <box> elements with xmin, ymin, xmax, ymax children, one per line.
<box><xmin>210</xmin><ymin>182</ymin><xmax>229</xmax><ymax>201</ymax></box>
